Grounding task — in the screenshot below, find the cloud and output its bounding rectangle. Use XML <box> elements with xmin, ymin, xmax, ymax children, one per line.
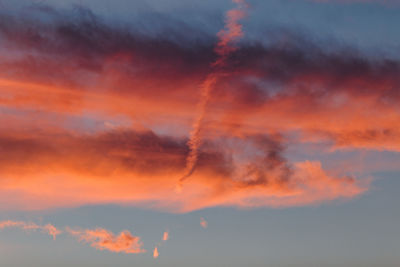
<box><xmin>0</xmin><ymin>4</ymin><xmax>390</xmax><ymax>212</ymax></box>
<box><xmin>180</xmin><ymin>0</ymin><xmax>248</xmax><ymax>185</ymax></box>
<box><xmin>66</xmin><ymin>227</ymin><xmax>145</xmax><ymax>254</ymax></box>
<box><xmin>200</xmin><ymin>217</ymin><xmax>208</xmax><ymax>228</ymax></box>
<box><xmin>0</xmin><ymin>9</ymin><xmax>398</xmax><ymax>152</ymax></box>
<box><xmin>0</xmin><ymin>129</ymin><xmax>367</xmax><ymax>211</ymax></box>
<box><xmin>0</xmin><ymin>220</ymin><xmax>61</xmax><ymax>240</ymax></box>
<box><xmin>153</xmin><ymin>246</ymin><xmax>159</xmax><ymax>258</ymax></box>
<box><xmin>163</xmin><ymin>231</ymin><xmax>169</xmax><ymax>241</ymax></box>
<box><xmin>0</xmin><ymin>220</ymin><xmax>144</xmax><ymax>254</ymax></box>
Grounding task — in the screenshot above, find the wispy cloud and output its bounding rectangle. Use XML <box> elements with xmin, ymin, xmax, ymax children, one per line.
<box><xmin>0</xmin><ymin>220</ymin><xmax>61</xmax><ymax>240</ymax></box>
<box><xmin>66</xmin><ymin>227</ymin><xmax>145</xmax><ymax>254</ymax></box>
<box><xmin>0</xmin><ymin>220</ymin><xmax>145</xmax><ymax>254</ymax></box>
<box><xmin>180</xmin><ymin>0</ymin><xmax>249</xmax><ymax>187</ymax></box>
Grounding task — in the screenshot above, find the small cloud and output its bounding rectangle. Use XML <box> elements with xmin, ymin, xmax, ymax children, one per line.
<box><xmin>153</xmin><ymin>246</ymin><xmax>159</xmax><ymax>258</ymax></box>
<box><xmin>43</xmin><ymin>224</ymin><xmax>62</xmax><ymax>240</ymax></box>
<box><xmin>200</xmin><ymin>217</ymin><xmax>208</xmax><ymax>229</ymax></box>
<box><xmin>66</xmin><ymin>227</ymin><xmax>145</xmax><ymax>254</ymax></box>
<box><xmin>162</xmin><ymin>231</ymin><xmax>169</xmax><ymax>241</ymax></box>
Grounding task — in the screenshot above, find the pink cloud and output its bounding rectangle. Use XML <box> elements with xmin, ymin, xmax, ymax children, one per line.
<box><xmin>200</xmin><ymin>217</ymin><xmax>208</xmax><ymax>229</ymax></box>
<box><xmin>0</xmin><ymin>220</ymin><xmax>61</xmax><ymax>240</ymax></box>
<box><xmin>66</xmin><ymin>227</ymin><xmax>145</xmax><ymax>254</ymax></box>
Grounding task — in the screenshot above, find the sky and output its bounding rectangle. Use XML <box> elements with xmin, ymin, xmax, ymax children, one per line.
<box><xmin>0</xmin><ymin>0</ymin><xmax>399</xmax><ymax>266</ymax></box>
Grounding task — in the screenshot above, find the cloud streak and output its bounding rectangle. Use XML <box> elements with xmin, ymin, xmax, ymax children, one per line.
<box><xmin>0</xmin><ymin>220</ymin><xmax>61</xmax><ymax>240</ymax></box>
<box><xmin>180</xmin><ymin>0</ymin><xmax>248</xmax><ymax>186</ymax></box>
<box><xmin>0</xmin><ymin>220</ymin><xmax>145</xmax><ymax>254</ymax></box>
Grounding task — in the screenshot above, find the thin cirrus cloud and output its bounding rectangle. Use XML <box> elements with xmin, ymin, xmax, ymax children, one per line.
<box><xmin>2</xmin><ymin>0</ymin><xmax>399</xmax><ymax>213</ymax></box>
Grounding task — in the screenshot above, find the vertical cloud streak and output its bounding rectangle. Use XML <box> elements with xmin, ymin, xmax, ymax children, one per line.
<box><xmin>180</xmin><ymin>0</ymin><xmax>248</xmax><ymax>186</ymax></box>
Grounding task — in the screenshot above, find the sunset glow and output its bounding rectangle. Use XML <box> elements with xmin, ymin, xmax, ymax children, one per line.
<box><xmin>0</xmin><ymin>0</ymin><xmax>399</xmax><ymax>266</ymax></box>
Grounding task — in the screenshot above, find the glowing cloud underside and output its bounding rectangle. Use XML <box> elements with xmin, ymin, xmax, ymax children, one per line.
<box><xmin>3</xmin><ymin>0</ymin><xmax>400</xmax><ymax>213</ymax></box>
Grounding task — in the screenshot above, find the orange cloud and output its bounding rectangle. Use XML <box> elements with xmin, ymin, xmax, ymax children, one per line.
<box><xmin>200</xmin><ymin>217</ymin><xmax>208</xmax><ymax>228</ymax></box>
<box><xmin>0</xmin><ymin>220</ymin><xmax>145</xmax><ymax>254</ymax></box>
<box><xmin>0</xmin><ymin>130</ymin><xmax>368</xmax><ymax>212</ymax></box>
<box><xmin>163</xmin><ymin>231</ymin><xmax>169</xmax><ymax>241</ymax></box>
<box><xmin>214</xmin><ymin>0</ymin><xmax>248</xmax><ymax>61</ymax></box>
<box><xmin>66</xmin><ymin>227</ymin><xmax>145</xmax><ymax>254</ymax></box>
<box><xmin>153</xmin><ymin>246</ymin><xmax>159</xmax><ymax>258</ymax></box>
<box><xmin>181</xmin><ymin>0</ymin><xmax>248</xmax><ymax>184</ymax></box>
<box><xmin>1</xmin><ymin>4</ymin><xmax>394</xmax><ymax>213</ymax></box>
<box><xmin>0</xmin><ymin>220</ymin><xmax>61</xmax><ymax>240</ymax></box>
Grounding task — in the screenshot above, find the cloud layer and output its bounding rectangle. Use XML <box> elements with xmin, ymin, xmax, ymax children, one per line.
<box><xmin>0</xmin><ymin>3</ymin><xmax>394</xmax><ymax>212</ymax></box>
